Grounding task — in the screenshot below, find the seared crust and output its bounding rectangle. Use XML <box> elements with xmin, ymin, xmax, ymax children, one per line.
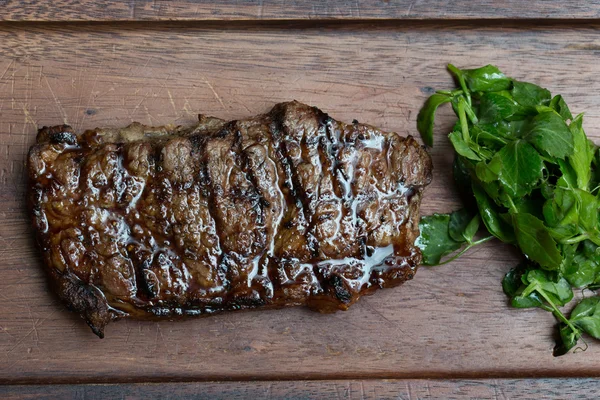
<box><xmin>27</xmin><ymin>101</ymin><xmax>433</xmax><ymax>337</ymax></box>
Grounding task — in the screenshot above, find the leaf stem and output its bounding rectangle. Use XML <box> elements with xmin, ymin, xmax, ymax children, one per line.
<box><xmin>506</xmin><ymin>196</ymin><xmax>519</xmax><ymax>215</ymax></box>
<box><xmin>448</xmin><ymin>64</ymin><xmax>471</xmax><ymax>106</ymax></box>
<box><xmin>463</xmin><ymin>100</ymin><xmax>479</xmax><ymax>125</ymax></box>
<box><xmin>458</xmin><ymin>98</ymin><xmax>471</xmax><ymax>143</ymax></box>
<box><xmin>436</xmin><ymin>90</ymin><xmax>456</xmax><ymax>96</ymax></box>
<box><xmin>584</xmin><ymin>232</ymin><xmax>600</xmax><ymax>247</ymax></box>
<box><xmin>474</xmin><ymin>130</ymin><xmax>507</xmax><ymax>146</ymax></box>
<box><xmin>536</xmin><ymin>288</ymin><xmax>580</xmax><ymax>336</ymax></box>
<box><xmin>559</xmin><ymin>234</ymin><xmax>589</xmax><ymax>245</ymax></box>
<box><xmin>437</xmin><ymin>236</ymin><xmax>495</xmax><ymax>265</ymax></box>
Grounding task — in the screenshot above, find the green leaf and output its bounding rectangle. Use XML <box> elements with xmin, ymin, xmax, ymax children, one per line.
<box><xmin>535</xmin><ymin>105</ymin><xmax>556</xmax><ymax>114</ymax></box>
<box><xmin>464</xmin><ymin>215</ymin><xmax>481</xmax><ymax>243</ymax></box>
<box><xmin>475</xmin><ymin>159</ymin><xmax>501</xmax><ymax>183</ymax></box>
<box><xmin>568</xmin><ymin>114</ymin><xmax>593</xmax><ymax>190</ymax></box>
<box><xmin>504</xmin><ymin>265</ymin><xmax>555</xmax><ymax>309</ymax></box>
<box><xmin>471</xmin><ymin>125</ymin><xmax>508</xmax><ymax>148</ymax></box>
<box><xmin>417</xmin><ymin>214</ymin><xmax>463</xmax><ymax>265</ymax></box>
<box><xmin>495</xmin><ymin>140</ymin><xmax>544</xmax><ymax>198</ymax></box>
<box><xmin>484</xmin><ymin>120</ymin><xmax>528</xmax><ymax>141</ymax></box>
<box><xmin>513</xmin><ymin>196</ymin><xmax>546</xmax><ymax>220</ymax></box>
<box><xmin>582</xmin><ymin>239</ymin><xmax>600</xmax><ymax>261</ymax></box>
<box><xmin>478</xmin><ymin>178</ymin><xmax>501</xmax><ymax>201</ymax></box>
<box><xmin>502</xmin><ymin>265</ymin><xmax>525</xmax><ymax>297</ymax></box>
<box><xmin>503</xmin><ymin>265</ymin><xmax>544</xmax><ymax>308</ymax></box>
<box><xmin>448</xmin><ymin>208</ymin><xmax>480</xmax><ymax>245</ymax></box>
<box><xmin>417</xmin><ymin>93</ymin><xmax>452</xmax><ymax>147</ymax></box>
<box><xmin>512</xmin><ymin>291</ymin><xmax>546</xmax><ymax>308</ymax></box>
<box><xmin>472</xmin><ymin>183</ymin><xmax>515</xmax><ymax>243</ymax></box>
<box><xmin>569</xmin><ymin>297</ymin><xmax>600</xmax><ymax>339</ymax></box>
<box><xmin>524</xmin><ymin>269</ymin><xmax>573</xmax><ymax>306</ymax></box>
<box><xmin>477</xmin><ymin>92</ymin><xmax>520</xmax><ymax>124</ymax></box>
<box><xmin>524</xmin><ymin>111</ymin><xmax>574</xmax><ymax>159</ymax></box>
<box><xmin>558</xmin><ymin>159</ymin><xmax>578</xmax><ymax>189</ymax></box>
<box><xmin>449</xmin><ymin>209</ymin><xmax>473</xmax><ymax>243</ymax></box>
<box><xmin>460</xmin><ymin>65</ymin><xmax>512</xmax><ymax>92</ymax></box>
<box><xmin>540</xmin><ymin>181</ymin><xmax>554</xmax><ymax>199</ymax></box>
<box><xmin>512</xmin><ymin>213</ymin><xmax>563</xmax><ymax>270</ymax></box>
<box><xmin>547</xmin><ymin>223</ymin><xmax>579</xmax><ymax>241</ymax></box>
<box><xmin>550</xmin><ymin>94</ymin><xmax>573</xmax><ymax>121</ymax></box>
<box><xmin>448</xmin><ymin>131</ymin><xmax>481</xmax><ymax>161</ymax></box>
<box><xmin>575</xmin><ymin>189</ymin><xmax>599</xmax><ymax>233</ymax></box>
<box><xmin>555</xmin><ymin>323</ymin><xmax>580</xmax><ymax>356</ymax></box>
<box><xmin>551</xmin><ymin>186</ymin><xmax>578</xmax><ymax>220</ymax></box>
<box><xmin>554</xmin><ymin>296</ymin><xmax>600</xmax><ymax>356</ymax></box>
<box><xmin>542</xmin><ymin>198</ymin><xmax>563</xmax><ymax>227</ymax></box>
<box><xmin>511</xmin><ymin>81</ymin><xmax>551</xmax><ymax>107</ymax></box>
<box><xmin>549</xmin><ymin>187</ymin><xmax>600</xmax><ymax>244</ymax></box>
<box><xmin>469</xmin><ymin>140</ymin><xmax>494</xmax><ymax>160</ymax></box>
<box><xmin>563</xmin><ymin>251</ymin><xmax>599</xmax><ymax>288</ymax></box>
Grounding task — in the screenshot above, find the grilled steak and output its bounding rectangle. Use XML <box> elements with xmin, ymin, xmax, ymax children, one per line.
<box><xmin>27</xmin><ymin>101</ymin><xmax>432</xmax><ymax>337</ymax></box>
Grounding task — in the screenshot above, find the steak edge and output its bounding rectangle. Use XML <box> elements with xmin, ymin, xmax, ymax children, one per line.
<box><xmin>27</xmin><ymin>101</ymin><xmax>433</xmax><ymax>337</ymax></box>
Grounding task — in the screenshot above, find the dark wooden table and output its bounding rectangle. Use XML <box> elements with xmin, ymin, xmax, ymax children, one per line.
<box><xmin>2</xmin><ymin>1</ymin><xmax>600</xmax><ymax>398</ymax></box>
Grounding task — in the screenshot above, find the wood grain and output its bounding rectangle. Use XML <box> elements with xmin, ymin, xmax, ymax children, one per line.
<box><xmin>1</xmin><ymin>1</ymin><xmax>600</xmax><ymax>22</ymax></box>
<box><xmin>2</xmin><ymin>379</ymin><xmax>600</xmax><ymax>399</ymax></box>
<box><xmin>2</xmin><ymin>21</ymin><xmax>600</xmax><ymax>384</ymax></box>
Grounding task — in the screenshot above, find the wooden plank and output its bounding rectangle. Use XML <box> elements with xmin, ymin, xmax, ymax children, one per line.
<box><xmin>1</xmin><ymin>1</ymin><xmax>600</xmax><ymax>22</ymax></box>
<box><xmin>2</xmin><ymin>22</ymin><xmax>600</xmax><ymax>383</ymax></box>
<box><xmin>1</xmin><ymin>379</ymin><xmax>599</xmax><ymax>399</ymax></box>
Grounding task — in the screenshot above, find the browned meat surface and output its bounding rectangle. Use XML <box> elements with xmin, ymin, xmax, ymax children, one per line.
<box><xmin>27</xmin><ymin>101</ymin><xmax>432</xmax><ymax>337</ymax></box>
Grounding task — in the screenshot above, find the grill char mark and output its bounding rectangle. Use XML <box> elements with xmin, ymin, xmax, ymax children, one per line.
<box><xmin>270</xmin><ymin>104</ymin><xmax>319</xmax><ymax>261</ymax></box>
<box><xmin>203</xmin><ymin>121</ymin><xmax>271</xmax><ymax>307</ymax></box>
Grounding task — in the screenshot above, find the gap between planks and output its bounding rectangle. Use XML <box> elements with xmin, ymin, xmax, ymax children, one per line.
<box><xmin>1</xmin><ymin>18</ymin><xmax>600</xmax><ymax>31</ymax></box>
<box><xmin>2</xmin><ymin>369</ymin><xmax>600</xmax><ymax>386</ymax></box>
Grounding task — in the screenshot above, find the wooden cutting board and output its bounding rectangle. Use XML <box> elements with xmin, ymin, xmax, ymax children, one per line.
<box><xmin>2</xmin><ymin>1</ymin><xmax>600</xmax><ymax>397</ymax></box>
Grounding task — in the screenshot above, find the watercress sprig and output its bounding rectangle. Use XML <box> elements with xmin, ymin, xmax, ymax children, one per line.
<box><xmin>417</xmin><ymin>64</ymin><xmax>600</xmax><ymax>356</ymax></box>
